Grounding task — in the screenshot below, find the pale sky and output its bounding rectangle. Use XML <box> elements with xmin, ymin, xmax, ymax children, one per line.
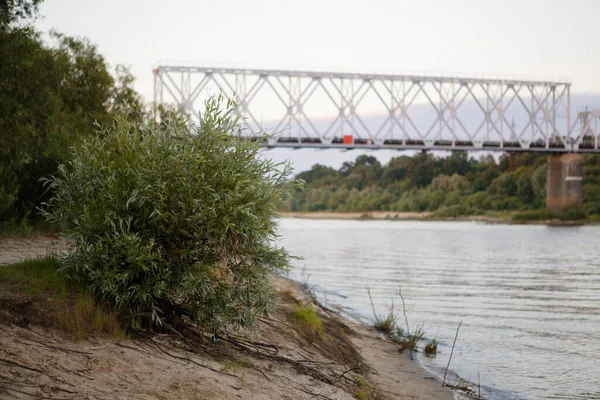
<box><xmin>38</xmin><ymin>0</ymin><xmax>600</xmax><ymax>98</ymax></box>
<box><xmin>36</xmin><ymin>0</ymin><xmax>600</xmax><ymax>171</ymax></box>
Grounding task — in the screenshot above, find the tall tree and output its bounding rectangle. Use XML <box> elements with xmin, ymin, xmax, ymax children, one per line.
<box><xmin>0</xmin><ymin>0</ymin><xmax>42</xmax><ymax>25</ymax></box>
<box><xmin>0</xmin><ymin>27</ymin><xmax>120</xmax><ymax>225</ymax></box>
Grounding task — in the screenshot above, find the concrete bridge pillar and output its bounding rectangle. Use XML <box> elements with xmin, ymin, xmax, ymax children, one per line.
<box><xmin>546</xmin><ymin>153</ymin><xmax>583</xmax><ymax>211</ymax></box>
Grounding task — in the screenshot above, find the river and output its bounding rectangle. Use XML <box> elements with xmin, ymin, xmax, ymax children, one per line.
<box><xmin>278</xmin><ymin>218</ymin><xmax>600</xmax><ymax>400</ymax></box>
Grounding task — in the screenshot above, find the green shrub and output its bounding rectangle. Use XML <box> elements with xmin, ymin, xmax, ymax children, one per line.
<box><xmin>41</xmin><ymin>95</ymin><xmax>297</xmax><ymax>331</ymax></box>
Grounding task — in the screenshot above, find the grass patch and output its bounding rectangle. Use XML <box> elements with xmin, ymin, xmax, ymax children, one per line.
<box><xmin>373</xmin><ymin>312</ymin><xmax>396</xmax><ymax>334</ymax></box>
<box><xmin>279</xmin><ymin>289</ymin><xmax>300</xmax><ymax>305</ymax></box>
<box><xmin>293</xmin><ymin>304</ymin><xmax>324</xmax><ymax>337</ymax></box>
<box><xmin>392</xmin><ymin>326</ymin><xmax>425</xmax><ymax>354</ymax></box>
<box><xmin>356</xmin><ymin>376</ymin><xmax>371</xmax><ymax>390</ymax></box>
<box><xmin>355</xmin><ymin>391</ymin><xmax>368</xmax><ymax>400</ymax></box>
<box><xmin>290</xmin><ymin>295</ymin><xmax>363</xmax><ymax>367</ymax></box>
<box><xmin>0</xmin><ymin>257</ymin><xmax>124</xmax><ymax>339</ymax></box>
<box><xmin>367</xmin><ymin>287</ymin><xmax>397</xmax><ymax>335</ymax></box>
<box><xmin>353</xmin><ymin>376</ymin><xmax>374</xmax><ymax>400</ymax></box>
<box><xmin>276</xmin><ymin>287</ymin><xmax>363</xmax><ymax>368</ymax></box>
<box><xmin>0</xmin><ymin>258</ymin><xmax>71</xmax><ymax>297</ymax></box>
<box><xmin>424</xmin><ymin>338</ymin><xmax>438</xmax><ymax>355</ymax></box>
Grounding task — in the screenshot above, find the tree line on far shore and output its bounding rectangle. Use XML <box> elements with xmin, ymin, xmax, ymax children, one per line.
<box><xmin>282</xmin><ymin>152</ymin><xmax>600</xmax><ymax>219</ymax></box>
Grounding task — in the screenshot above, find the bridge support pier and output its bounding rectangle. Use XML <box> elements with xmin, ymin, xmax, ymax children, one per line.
<box><xmin>546</xmin><ymin>153</ymin><xmax>583</xmax><ymax>211</ymax></box>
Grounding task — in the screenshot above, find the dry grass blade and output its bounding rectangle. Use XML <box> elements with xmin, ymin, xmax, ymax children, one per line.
<box><xmin>443</xmin><ymin>320</ymin><xmax>463</xmax><ymax>387</ymax></box>
<box><xmin>398</xmin><ymin>284</ymin><xmax>413</xmax><ymax>360</ymax></box>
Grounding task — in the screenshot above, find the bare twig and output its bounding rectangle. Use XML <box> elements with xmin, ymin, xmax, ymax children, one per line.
<box><xmin>218</xmin><ymin>335</ymin><xmax>279</xmax><ymax>356</ymax></box>
<box><xmin>300</xmin><ymin>266</ymin><xmax>312</xmax><ymax>290</ymax></box>
<box><xmin>313</xmin><ymin>298</ymin><xmax>339</xmax><ymax>314</ymax></box>
<box><xmin>53</xmin><ymin>387</ymin><xmax>77</xmax><ymax>394</ymax></box>
<box><xmin>296</xmin><ymin>351</ymin><xmax>338</xmax><ymax>366</ymax></box>
<box><xmin>366</xmin><ymin>287</ymin><xmax>378</xmax><ymax>324</ymax></box>
<box><xmin>0</xmin><ymin>358</ymin><xmax>43</xmax><ymax>374</ymax></box>
<box><xmin>293</xmin><ymin>384</ymin><xmax>336</xmax><ymax>400</ymax></box>
<box><xmin>258</xmin><ymin>317</ymin><xmax>293</xmax><ymax>331</ymax></box>
<box><xmin>162</xmin><ymin>322</ymin><xmax>198</xmax><ymax>347</ymax></box>
<box><xmin>14</xmin><ymin>338</ymin><xmax>93</xmax><ymax>356</ymax></box>
<box><xmin>115</xmin><ymin>342</ymin><xmax>187</xmax><ymax>365</ymax></box>
<box><xmin>145</xmin><ymin>338</ymin><xmax>237</xmax><ymax>378</ymax></box>
<box><xmin>252</xmin><ymin>365</ymin><xmax>273</xmax><ymax>382</ymax></box>
<box><xmin>442</xmin><ymin>320</ymin><xmax>463</xmax><ymax>387</ymax></box>
<box><xmin>260</xmin><ymin>318</ymin><xmax>305</xmax><ymax>346</ymax></box>
<box><xmin>398</xmin><ymin>284</ymin><xmax>412</xmax><ymax>360</ymax></box>
<box><xmin>0</xmin><ymin>384</ymin><xmax>72</xmax><ymax>400</ymax></box>
<box><xmin>339</xmin><ymin>366</ymin><xmax>360</xmax><ymax>380</ymax></box>
<box><xmin>221</xmin><ymin>338</ymin><xmax>337</xmax><ymax>387</ymax></box>
<box><xmin>258</xmin><ymin>316</ymin><xmax>292</xmax><ymax>326</ymax></box>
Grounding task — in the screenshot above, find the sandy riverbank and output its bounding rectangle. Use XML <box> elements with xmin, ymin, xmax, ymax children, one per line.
<box><xmin>280</xmin><ymin>210</ymin><xmax>506</xmax><ymax>223</ymax></box>
<box><xmin>0</xmin><ymin>235</ymin><xmax>453</xmax><ymax>400</ymax></box>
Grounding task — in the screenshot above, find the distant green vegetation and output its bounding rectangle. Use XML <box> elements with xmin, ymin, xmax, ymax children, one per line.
<box><xmin>282</xmin><ymin>152</ymin><xmax>600</xmax><ymax>220</ymax></box>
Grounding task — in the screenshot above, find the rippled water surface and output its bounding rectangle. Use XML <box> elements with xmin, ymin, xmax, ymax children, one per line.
<box><xmin>278</xmin><ymin>219</ymin><xmax>600</xmax><ymax>400</ymax></box>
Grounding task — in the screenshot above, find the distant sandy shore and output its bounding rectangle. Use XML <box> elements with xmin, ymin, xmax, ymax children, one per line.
<box><xmin>279</xmin><ymin>211</ymin><xmax>501</xmax><ymax>222</ymax></box>
<box><xmin>279</xmin><ymin>211</ymin><xmax>596</xmax><ymax>225</ymax></box>
<box><xmin>280</xmin><ymin>211</ymin><xmax>431</xmax><ymax>220</ymax></box>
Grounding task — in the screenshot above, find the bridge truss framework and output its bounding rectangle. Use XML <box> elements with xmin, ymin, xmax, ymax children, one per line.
<box><xmin>153</xmin><ymin>64</ymin><xmax>599</xmax><ymax>153</ymax></box>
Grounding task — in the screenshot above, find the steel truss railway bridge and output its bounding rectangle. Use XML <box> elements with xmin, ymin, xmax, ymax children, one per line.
<box><xmin>153</xmin><ymin>63</ymin><xmax>600</xmax><ymax>209</ymax></box>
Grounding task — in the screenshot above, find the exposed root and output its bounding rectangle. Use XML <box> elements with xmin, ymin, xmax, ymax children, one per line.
<box><xmin>143</xmin><ymin>335</ymin><xmax>237</xmax><ymax>378</ymax></box>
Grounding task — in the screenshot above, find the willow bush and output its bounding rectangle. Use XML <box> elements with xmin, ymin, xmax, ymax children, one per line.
<box><xmin>42</xmin><ymin>96</ymin><xmax>297</xmax><ymax>331</ymax></box>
